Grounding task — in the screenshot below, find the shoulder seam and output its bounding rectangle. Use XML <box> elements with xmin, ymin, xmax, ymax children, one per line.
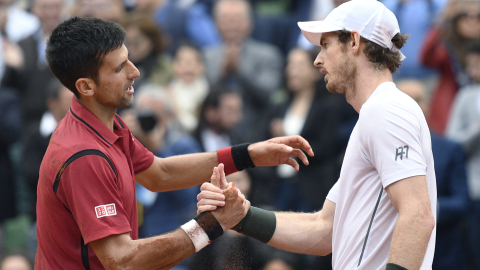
<box><xmin>53</xmin><ymin>149</ymin><xmax>117</xmax><ymax>195</ymax></box>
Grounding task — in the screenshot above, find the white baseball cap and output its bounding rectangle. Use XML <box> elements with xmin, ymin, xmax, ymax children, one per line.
<box><xmin>298</xmin><ymin>0</ymin><xmax>406</xmax><ymax>60</ymax></box>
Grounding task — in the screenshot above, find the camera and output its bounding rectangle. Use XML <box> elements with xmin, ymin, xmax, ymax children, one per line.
<box><xmin>137</xmin><ymin>110</ymin><xmax>159</xmax><ymax>133</ymax></box>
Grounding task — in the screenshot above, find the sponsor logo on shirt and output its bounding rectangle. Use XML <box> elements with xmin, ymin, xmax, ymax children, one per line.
<box><xmin>95</xmin><ymin>203</ymin><xmax>117</xmax><ymax>218</ymax></box>
<box><xmin>395</xmin><ymin>145</ymin><xmax>409</xmax><ymax>161</ymax></box>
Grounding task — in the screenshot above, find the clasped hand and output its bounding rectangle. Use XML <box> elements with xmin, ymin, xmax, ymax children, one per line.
<box><xmin>206</xmin><ymin>164</ymin><xmax>250</xmax><ymax>231</ymax></box>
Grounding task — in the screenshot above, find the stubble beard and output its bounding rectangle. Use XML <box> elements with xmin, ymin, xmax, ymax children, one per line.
<box><xmin>325</xmin><ymin>53</ymin><xmax>357</xmax><ymax>101</ymax></box>
<box><xmin>98</xmin><ymin>83</ymin><xmax>134</xmax><ymax>110</ymax></box>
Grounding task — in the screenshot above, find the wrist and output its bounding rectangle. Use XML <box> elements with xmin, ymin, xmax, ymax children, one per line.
<box><xmin>217</xmin><ymin>143</ymin><xmax>255</xmax><ymax>175</ymax></box>
<box><xmin>232</xmin><ymin>206</ymin><xmax>276</xmax><ymax>243</ymax></box>
<box><xmin>231</xmin><ymin>143</ymin><xmax>255</xmax><ymax>170</ymax></box>
<box><xmin>181</xmin><ymin>212</ymin><xmax>223</xmax><ymax>252</ymax></box>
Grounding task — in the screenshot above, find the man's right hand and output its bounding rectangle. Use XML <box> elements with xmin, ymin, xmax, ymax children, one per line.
<box><xmin>205</xmin><ymin>164</ymin><xmax>250</xmax><ymax>231</ymax></box>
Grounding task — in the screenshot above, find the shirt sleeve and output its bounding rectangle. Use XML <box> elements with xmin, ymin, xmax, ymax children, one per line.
<box><xmin>359</xmin><ymin>101</ymin><xmax>427</xmax><ymax>188</ymax></box>
<box><xmin>326</xmin><ymin>181</ymin><xmax>339</xmax><ymax>204</ymax></box>
<box><xmin>56</xmin><ymin>154</ymin><xmax>132</xmax><ymax>244</ymax></box>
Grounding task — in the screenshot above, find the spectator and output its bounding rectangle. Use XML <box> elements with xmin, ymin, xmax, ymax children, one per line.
<box><xmin>121</xmin><ymin>85</ymin><xmax>202</xmax><ymax>270</ymax></box>
<box><xmin>169</xmin><ymin>43</ymin><xmax>209</xmax><ymax>133</ymax></box>
<box><xmin>3</xmin><ymin>0</ymin><xmax>64</xmax><ymax>134</ymax></box>
<box><xmin>122</xmin><ymin>13</ymin><xmax>172</xmax><ymax>89</ymax></box>
<box><xmin>399</xmin><ymin>79</ymin><xmax>469</xmax><ymax>270</ymax></box>
<box><xmin>21</xmin><ymin>79</ymin><xmax>72</xmax><ymax>221</ymax></box>
<box><xmin>0</xmin><ymin>251</ymin><xmax>31</xmax><ymax>270</ymax></box>
<box><xmin>203</xmin><ymin>0</ymin><xmax>283</xmax><ymax>142</ymax></box>
<box><xmin>194</xmin><ymin>87</ymin><xmax>243</xmax><ymax>152</ymax></box>
<box><xmin>446</xmin><ymin>40</ymin><xmax>480</xmax><ymax>270</ymax></box>
<box><xmin>0</xmin><ymin>87</ymin><xmax>21</xmax><ymax>256</ymax></box>
<box><xmin>134</xmin><ymin>0</ymin><xmax>221</xmax><ymax>50</ymax></box>
<box><xmin>73</xmin><ymin>0</ymin><xmax>125</xmax><ymax>22</ymax></box>
<box><xmin>421</xmin><ymin>0</ymin><xmax>480</xmax><ymax>134</ymax></box>
<box><xmin>383</xmin><ymin>0</ymin><xmax>446</xmax><ymax>79</ymax></box>
<box><xmin>0</xmin><ymin>0</ymin><xmax>39</xmax><ymax>43</ymax></box>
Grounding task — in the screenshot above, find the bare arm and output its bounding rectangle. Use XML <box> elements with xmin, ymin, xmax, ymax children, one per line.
<box><xmin>268</xmin><ymin>199</ymin><xmax>335</xmax><ymax>256</ymax></box>
<box><xmin>386</xmin><ymin>175</ymin><xmax>435</xmax><ymax>270</ymax></box>
<box><xmin>136</xmin><ymin>153</ymin><xmax>218</xmax><ymax>192</ymax></box>
<box><xmin>136</xmin><ymin>135</ymin><xmax>314</xmax><ymax>192</ymax></box>
<box><xmin>90</xmin><ymin>230</ymin><xmax>195</xmax><ymax>270</ymax></box>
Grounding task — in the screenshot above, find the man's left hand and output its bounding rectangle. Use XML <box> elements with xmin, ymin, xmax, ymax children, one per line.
<box><xmin>249</xmin><ymin>135</ymin><xmax>314</xmax><ymax>171</ymax></box>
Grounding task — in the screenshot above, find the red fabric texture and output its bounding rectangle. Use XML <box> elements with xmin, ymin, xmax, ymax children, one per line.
<box><xmin>217</xmin><ymin>147</ymin><xmax>238</xmax><ymax>175</ymax></box>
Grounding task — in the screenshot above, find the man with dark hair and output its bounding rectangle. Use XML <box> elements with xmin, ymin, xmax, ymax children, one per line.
<box><xmin>194</xmin><ymin>87</ymin><xmax>243</xmax><ymax>152</ymax></box>
<box><xmin>198</xmin><ymin>1</ymin><xmax>437</xmax><ymax>269</ymax></box>
<box><xmin>35</xmin><ymin>17</ymin><xmax>313</xmax><ymax>269</ymax></box>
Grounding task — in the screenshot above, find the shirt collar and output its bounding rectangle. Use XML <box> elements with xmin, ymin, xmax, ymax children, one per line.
<box><xmin>70</xmin><ymin>96</ymin><xmax>120</xmax><ymax>146</ymax></box>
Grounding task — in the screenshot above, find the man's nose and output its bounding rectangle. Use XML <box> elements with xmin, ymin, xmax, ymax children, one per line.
<box><xmin>314</xmin><ymin>50</ymin><xmax>323</xmax><ymax>67</ymax></box>
<box><xmin>128</xmin><ymin>62</ymin><xmax>140</xmax><ymax>79</ymax></box>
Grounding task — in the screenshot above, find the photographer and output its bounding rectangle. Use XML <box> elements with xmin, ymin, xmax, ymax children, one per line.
<box><xmin>120</xmin><ymin>84</ymin><xmax>202</xmax><ymax>270</ymax></box>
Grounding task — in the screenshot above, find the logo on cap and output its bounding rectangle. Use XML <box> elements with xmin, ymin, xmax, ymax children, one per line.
<box><xmin>95</xmin><ymin>203</ymin><xmax>117</xmax><ymax>218</ymax></box>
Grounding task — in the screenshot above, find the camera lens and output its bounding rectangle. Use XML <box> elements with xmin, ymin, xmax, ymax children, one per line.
<box><xmin>137</xmin><ymin>110</ymin><xmax>158</xmax><ymax>133</ymax></box>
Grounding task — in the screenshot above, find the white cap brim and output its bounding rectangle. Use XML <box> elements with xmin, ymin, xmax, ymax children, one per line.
<box><xmin>299</xmin><ymin>21</ymin><xmax>406</xmax><ymax>61</ymax></box>
<box><xmin>298</xmin><ymin>21</ymin><xmax>343</xmax><ymax>46</ymax></box>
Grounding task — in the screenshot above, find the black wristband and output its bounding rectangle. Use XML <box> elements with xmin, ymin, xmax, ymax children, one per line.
<box><xmin>231</xmin><ymin>143</ymin><xmax>255</xmax><ymax>171</ymax></box>
<box><xmin>386</xmin><ymin>263</ymin><xmax>408</xmax><ymax>270</ymax></box>
<box><xmin>232</xmin><ymin>206</ymin><xmax>276</xmax><ymax>243</ymax></box>
<box><xmin>194</xmin><ymin>212</ymin><xmax>224</xmax><ymax>241</ymax></box>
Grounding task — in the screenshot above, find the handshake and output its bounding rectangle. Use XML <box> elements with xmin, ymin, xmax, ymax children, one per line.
<box><xmin>185</xmin><ymin>163</ymin><xmax>279</xmax><ymax>251</ymax></box>
<box><xmin>197</xmin><ymin>163</ymin><xmax>250</xmax><ymax>231</ymax></box>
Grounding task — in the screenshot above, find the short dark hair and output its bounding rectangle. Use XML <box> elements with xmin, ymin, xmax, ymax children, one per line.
<box><xmin>336</xmin><ymin>29</ymin><xmax>409</xmax><ymax>73</ymax></box>
<box><xmin>46</xmin><ymin>17</ymin><xmax>126</xmax><ymax>97</ymax></box>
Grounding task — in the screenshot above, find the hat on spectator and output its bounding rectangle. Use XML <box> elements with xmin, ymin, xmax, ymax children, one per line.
<box><xmin>298</xmin><ymin>0</ymin><xmax>406</xmax><ymax>60</ymax></box>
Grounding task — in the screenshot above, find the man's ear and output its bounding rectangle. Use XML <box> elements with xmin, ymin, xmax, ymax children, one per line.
<box><xmin>350</xmin><ymin>30</ymin><xmax>362</xmax><ymax>55</ymax></box>
<box><xmin>75</xmin><ymin>78</ymin><xmax>96</xmax><ymax>97</ymax></box>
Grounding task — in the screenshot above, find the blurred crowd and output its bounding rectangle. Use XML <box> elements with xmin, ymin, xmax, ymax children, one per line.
<box><xmin>0</xmin><ymin>0</ymin><xmax>479</xmax><ymax>269</ymax></box>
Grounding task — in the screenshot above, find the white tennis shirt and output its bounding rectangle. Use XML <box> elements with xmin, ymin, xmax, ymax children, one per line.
<box><xmin>326</xmin><ymin>82</ymin><xmax>437</xmax><ymax>270</ymax></box>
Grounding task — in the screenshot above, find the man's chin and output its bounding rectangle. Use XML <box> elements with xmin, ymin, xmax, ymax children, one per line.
<box><xmin>326</xmin><ymin>83</ymin><xmax>339</xmax><ymax>94</ymax></box>
<box><xmin>119</xmin><ymin>97</ymin><xmax>134</xmax><ymax>108</ymax></box>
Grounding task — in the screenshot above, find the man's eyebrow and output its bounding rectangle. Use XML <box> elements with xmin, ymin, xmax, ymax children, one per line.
<box><xmin>115</xmin><ymin>59</ymin><xmax>128</xmax><ymax>70</ymax></box>
<box><xmin>319</xmin><ymin>37</ymin><xmax>325</xmax><ymax>46</ymax></box>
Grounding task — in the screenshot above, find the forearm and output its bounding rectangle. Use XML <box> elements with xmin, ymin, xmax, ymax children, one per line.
<box><xmin>142</xmin><ymin>144</ymin><xmax>257</xmax><ymax>192</ymax></box>
<box><xmin>94</xmin><ymin>230</ymin><xmax>195</xmax><ymax>270</ymax></box>
<box><xmin>94</xmin><ymin>212</ymin><xmax>228</xmax><ymax>269</ymax></box>
<box><xmin>388</xmin><ymin>212</ymin><xmax>435</xmax><ymax>269</ymax></box>
<box><xmin>155</xmin><ymin>152</ymin><xmax>219</xmax><ymax>191</ymax></box>
<box><xmin>269</xmin><ymin>211</ymin><xmax>332</xmax><ymax>256</ymax></box>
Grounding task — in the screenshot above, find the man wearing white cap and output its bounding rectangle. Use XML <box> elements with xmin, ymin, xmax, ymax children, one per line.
<box><xmin>197</xmin><ymin>0</ymin><xmax>437</xmax><ymax>269</ymax></box>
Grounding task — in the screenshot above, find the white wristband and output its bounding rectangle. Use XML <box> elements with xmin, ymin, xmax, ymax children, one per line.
<box><xmin>181</xmin><ymin>219</ymin><xmax>210</xmax><ymax>252</ymax></box>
